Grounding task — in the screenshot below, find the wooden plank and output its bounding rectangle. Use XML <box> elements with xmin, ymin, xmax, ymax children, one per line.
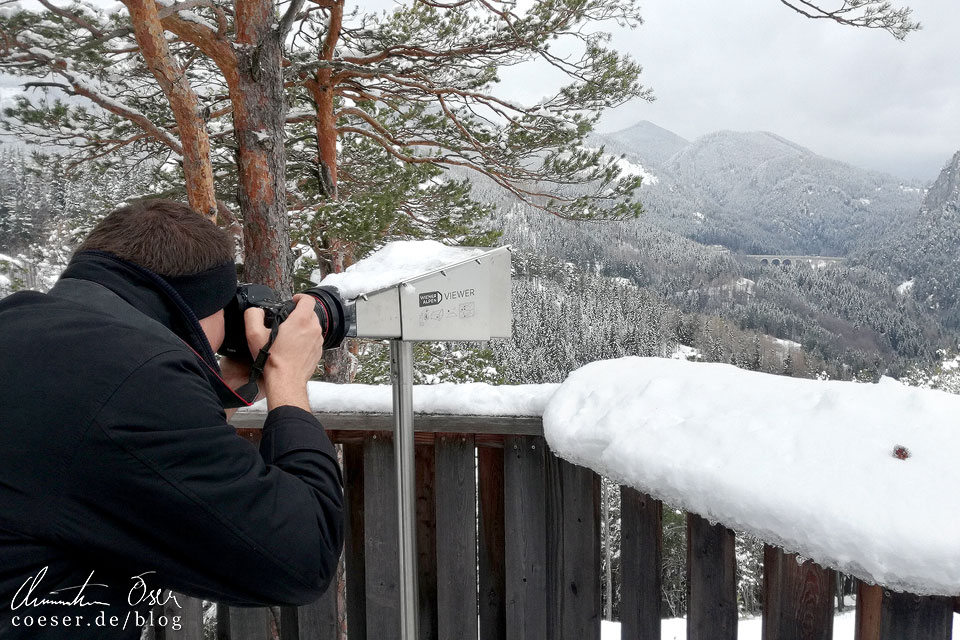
<box><xmin>435</xmin><ymin>434</ymin><xmax>479</xmax><ymax>640</ymax></box>
<box><xmin>855</xmin><ymin>582</ymin><xmax>953</xmax><ymax>640</ymax></box>
<box><xmin>478</xmin><ymin>446</ymin><xmax>506</xmax><ymax>640</ymax></box>
<box><xmin>343</xmin><ymin>442</ymin><xmax>367</xmax><ymax>640</ymax></box>
<box><xmin>416</xmin><ymin>444</ymin><xmax>439</xmax><ymax>640</ymax></box>
<box><xmin>544</xmin><ymin>448</ymin><xmax>563</xmax><ymax>639</ymax></box>
<box><xmin>216</xmin><ymin>604</ymin><xmax>272</xmax><ymax>640</ymax></box>
<box><xmin>503</xmin><ymin>435</ymin><xmax>548</xmax><ymax>640</ymax></box>
<box><xmin>856</xmin><ymin>582</ymin><xmax>884</xmax><ymax>640</ymax></box>
<box><xmin>558</xmin><ymin>459</ymin><xmax>601</xmax><ymax>640</ymax></box>
<box><xmin>881</xmin><ymin>592</ymin><xmax>954</xmax><ymax>639</ymax></box>
<box><xmin>233</xmin><ymin>412</ymin><xmax>543</xmax><ymax>435</ymax></box>
<box><xmin>327</xmin><ymin>430</ymin><xmax>507</xmax><ymax>448</ymax></box>
<box><xmin>363</xmin><ymin>433</ymin><xmax>401</xmax><ymax>639</ymax></box>
<box><xmin>280</xmin><ymin>583</ymin><xmax>338</xmax><ymax>640</ymax></box>
<box><xmin>762</xmin><ymin>545</ymin><xmax>834</xmax><ymax>640</ymax></box>
<box><xmin>620</xmin><ymin>488</ymin><xmax>662</xmax><ymax>640</ymax></box>
<box><xmin>686</xmin><ymin>513</ymin><xmax>737</xmax><ymax>640</ymax></box>
<box><xmin>152</xmin><ymin>595</ymin><xmax>203</xmax><ymax>640</ymax></box>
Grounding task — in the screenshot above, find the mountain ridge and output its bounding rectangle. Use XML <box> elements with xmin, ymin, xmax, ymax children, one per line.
<box><xmin>592</xmin><ymin>121</ymin><xmax>928</xmax><ymax>256</ymax></box>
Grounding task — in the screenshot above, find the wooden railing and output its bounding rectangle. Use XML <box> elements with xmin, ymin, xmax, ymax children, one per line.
<box><xmin>144</xmin><ymin>412</ymin><xmax>956</xmax><ymax>640</ymax></box>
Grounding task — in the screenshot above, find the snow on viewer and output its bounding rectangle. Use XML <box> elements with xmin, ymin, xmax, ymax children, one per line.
<box><xmin>542</xmin><ymin>357</ymin><xmax>960</xmax><ymax>596</ymax></box>
<box><xmin>315</xmin><ymin>240</ymin><xmax>489</xmax><ymax>299</ymax></box>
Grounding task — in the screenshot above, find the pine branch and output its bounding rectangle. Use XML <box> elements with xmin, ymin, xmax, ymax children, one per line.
<box><xmin>6</xmin><ymin>46</ymin><xmax>185</xmax><ymax>154</ymax></box>
<box><xmin>34</xmin><ymin>0</ymin><xmax>104</xmax><ymax>37</ymax></box>
<box><xmin>778</xmin><ymin>0</ymin><xmax>920</xmax><ymax>39</ymax></box>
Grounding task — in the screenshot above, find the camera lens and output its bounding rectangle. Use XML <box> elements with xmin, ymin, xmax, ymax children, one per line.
<box><xmin>300</xmin><ymin>286</ymin><xmax>351</xmax><ymax>350</ymax></box>
<box><xmin>218</xmin><ymin>284</ymin><xmax>354</xmax><ymax>362</ymax></box>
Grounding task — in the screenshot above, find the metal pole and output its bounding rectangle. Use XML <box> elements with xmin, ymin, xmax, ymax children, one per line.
<box><xmin>390</xmin><ymin>339</ymin><xmax>419</xmax><ymax>640</ymax></box>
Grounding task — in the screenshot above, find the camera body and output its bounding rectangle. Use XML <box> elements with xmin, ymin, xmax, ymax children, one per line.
<box><xmin>219</xmin><ymin>283</ymin><xmax>354</xmax><ymax>362</ymax></box>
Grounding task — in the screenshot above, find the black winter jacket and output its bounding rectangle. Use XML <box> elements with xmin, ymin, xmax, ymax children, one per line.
<box><xmin>0</xmin><ymin>252</ymin><xmax>344</xmax><ymax>639</ymax></box>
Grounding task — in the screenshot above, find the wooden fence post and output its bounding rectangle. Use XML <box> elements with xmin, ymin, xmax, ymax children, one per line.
<box><xmin>762</xmin><ymin>545</ymin><xmax>834</xmax><ymax>640</ymax></box>
<box><xmin>435</xmin><ymin>434</ymin><xmax>478</xmax><ymax>640</ymax></box>
<box><xmin>280</xmin><ymin>582</ymin><xmax>338</xmax><ymax>640</ymax></box>
<box><xmin>620</xmin><ymin>488</ymin><xmax>662</xmax><ymax>640</ymax></box>
<box><xmin>855</xmin><ymin>582</ymin><xmax>953</xmax><ymax>640</ymax></box>
<box><xmin>557</xmin><ymin>458</ymin><xmax>601</xmax><ymax>640</ymax></box>
<box><xmin>363</xmin><ymin>432</ymin><xmax>400</xmax><ymax>638</ymax></box>
<box><xmin>152</xmin><ymin>595</ymin><xmax>204</xmax><ymax>640</ymax></box>
<box><xmin>416</xmin><ymin>443</ymin><xmax>439</xmax><ymax>640</ymax></box>
<box><xmin>686</xmin><ymin>513</ymin><xmax>737</xmax><ymax>640</ymax></box>
<box><xmin>478</xmin><ymin>445</ymin><xmax>506</xmax><ymax>640</ymax></box>
<box><xmin>216</xmin><ymin>604</ymin><xmax>272</xmax><ymax>640</ymax></box>
<box><xmin>504</xmin><ymin>435</ymin><xmax>548</xmax><ymax>640</ymax></box>
<box><xmin>343</xmin><ymin>442</ymin><xmax>366</xmax><ymax>640</ymax></box>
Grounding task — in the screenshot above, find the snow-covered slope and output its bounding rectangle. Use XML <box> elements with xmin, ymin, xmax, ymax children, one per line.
<box><xmin>593</xmin><ymin>125</ymin><xmax>925</xmax><ymax>256</ymax></box>
<box><xmin>861</xmin><ymin>149</ymin><xmax>960</xmax><ymax>329</ymax></box>
<box><xmin>543</xmin><ymin>357</ymin><xmax>960</xmax><ymax>596</ymax></box>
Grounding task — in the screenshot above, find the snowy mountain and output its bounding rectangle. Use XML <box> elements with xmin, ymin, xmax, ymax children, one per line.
<box><xmin>859</xmin><ymin>150</ymin><xmax>960</xmax><ymax>328</ymax></box>
<box><xmin>592</xmin><ymin>120</ymin><xmax>689</xmax><ymax>167</ymax></box>
<box><xmin>593</xmin><ymin>125</ymin><xmax>926</xmax><ymax>256</ymax></box>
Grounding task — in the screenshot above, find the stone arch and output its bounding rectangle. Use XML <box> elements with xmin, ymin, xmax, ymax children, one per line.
<box><xmin>760</xmin><ymin>259</ymin><xmax>769</xmax><ymax>266</ymax></box>
<box><xmin>783</xmin><ymin>259</ymin><xmax>792</xmax><ymax>266</ymax></box>
<box><xmin>772</xmin><ymin>259</ymin><xmax>781</xmax><ymax>266</ymax></box>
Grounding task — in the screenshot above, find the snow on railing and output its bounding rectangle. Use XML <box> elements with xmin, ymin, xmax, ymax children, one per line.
<box><xmin>543</xmin><ymin>357</ymin><xmax>960</xmax><ymax>598</ymax></box>
<box><xmin>213</xmin><ymin>357</ymin><xmax>960</xmax><ymax>640</ymax></box>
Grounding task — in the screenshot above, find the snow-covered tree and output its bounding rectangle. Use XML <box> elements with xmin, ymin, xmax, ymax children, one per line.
<box><xmin>1</xmin><ymin>0</ymin><xmax>656</xmax><ymax>295</ymax></box>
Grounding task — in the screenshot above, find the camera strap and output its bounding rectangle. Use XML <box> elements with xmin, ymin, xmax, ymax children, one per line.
<box><xmin>233</xmin><ymin>321</ymin><xmax>282</xmax><ymax>403</ymax></box>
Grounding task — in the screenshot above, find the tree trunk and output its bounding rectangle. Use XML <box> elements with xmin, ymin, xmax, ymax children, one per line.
<box><xmin>123</xmin><ymin>0</ymin><xmax>218</xmax><ymax>221</ymax></box>
<box><xmin>233</xmin><ymin>0</ymin><xmax>292</xmax><ymax>294</ymax></box>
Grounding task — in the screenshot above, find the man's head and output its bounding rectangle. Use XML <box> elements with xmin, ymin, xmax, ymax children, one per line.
<box><xmin>76</xmin><ymin>199</ymin><xmax>237</xmax><ymax>350</ymax></box>
<box><xmin>77</xmin><ymin>199</ymin><xmax>234</xmax><ymax>276</ymax></box>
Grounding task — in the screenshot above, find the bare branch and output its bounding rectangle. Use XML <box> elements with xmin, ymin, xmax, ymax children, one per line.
<box><xmin>779</xmin><ymin>0</ymin><xmax>920</xmax><ymax>39</ymax></box>
<box><xmin>277</xmin><ymin>0</ymin><xmax>307</xmax><ymax>38</ymax></box>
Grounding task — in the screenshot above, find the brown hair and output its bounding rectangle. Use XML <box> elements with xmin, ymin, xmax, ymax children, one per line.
<box><xmin>76</xmin><ymin>199</ymin><xmax>234</xmax><ymax>276</ymax></box>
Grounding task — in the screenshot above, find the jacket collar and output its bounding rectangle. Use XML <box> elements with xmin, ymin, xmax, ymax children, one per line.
<box><xmin>58</xmin><ymin>251</ymin><xmax>222</xmax><ymax>375</ymax></box>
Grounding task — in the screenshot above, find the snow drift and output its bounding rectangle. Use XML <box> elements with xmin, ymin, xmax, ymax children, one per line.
<box><xmin>542</xmin><ymin>357</ymin><xmax>960</xmax><ymax>596</ymax></box>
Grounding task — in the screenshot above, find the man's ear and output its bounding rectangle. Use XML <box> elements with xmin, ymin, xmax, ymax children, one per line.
<box><xmin>198</xmin><ymin>309</ymin><xmax>226</xmax><ymax>353</ymax></box>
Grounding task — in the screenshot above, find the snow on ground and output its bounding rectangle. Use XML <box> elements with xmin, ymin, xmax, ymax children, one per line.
<box><xmin>600</xmin><ymin>611</ymin><xmax>960</xmax><ymax>639</ymax></box>
<box><xmin>773</xmin><ymin>337</ymin><xmax>801</xmax><ymax>351</ymax></box>
<box><xmin>680</xmin><ymin>277</ymin><xmax>755</xmax><ymax>298</ymax></box>
<box><xmin>239</xmin><ymin>380</ymin><xmax>559</xmax><ymax>417</ymax></box>
<box><xmin>315</xmin><ymin>240</ymin><xmax>489</xmax><ymax>299</ymax></box>
<box><xmin>898</xmin><ymin>279</ymin><xmax>915</xmax><ymax>295</ymax></box>
<box><xmin>671</xmin><ymin>344</ymin><xmax>702</xmax><ymax>361</ymax></box>
<box><xmin>735</xmin><ymin>277</ymin><xmax>755</xmax><ymax>294</ymax></box>
<box><xmin>543</xmin><ymin>357</ymin><xmax>960</xmax><ymax>596</ymax></box>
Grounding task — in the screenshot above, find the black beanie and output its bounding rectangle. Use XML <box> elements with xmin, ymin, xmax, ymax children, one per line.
<box><xmin>164</xmin><ymin>262</ymin><xmax>238</xmax><ymax>319</ymax></box>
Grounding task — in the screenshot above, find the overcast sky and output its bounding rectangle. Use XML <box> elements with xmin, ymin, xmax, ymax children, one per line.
<box><xmin>564</xmin><ymin>0</ymin><xmax>960</xmax><ymax>181</ymax></box>
<box><xmin>3</xmin><ymin>0</ymin><xmax>957</xmax><ymax>181</ymax></box>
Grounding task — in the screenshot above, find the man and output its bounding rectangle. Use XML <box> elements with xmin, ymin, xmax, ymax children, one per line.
<box><xmin>0</xmin><ymin>200</ymin><xmax>344</xmax><ymax>639</ymax></box>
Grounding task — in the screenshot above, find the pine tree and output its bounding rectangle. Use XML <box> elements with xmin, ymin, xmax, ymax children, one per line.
<box><xmin>1</xmin><ymin>0</ymin><xmax>654</xmax><ymax>293</ymax></box>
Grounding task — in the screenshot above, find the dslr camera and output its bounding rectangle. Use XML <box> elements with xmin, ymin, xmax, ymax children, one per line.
<box><xmin>219</xmin><ymin>284</ymin><xmax>355</xmax><ymax>362</ymax></box>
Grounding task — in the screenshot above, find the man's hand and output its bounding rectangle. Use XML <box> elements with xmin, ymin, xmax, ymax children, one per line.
<box><xmin>245</xmin><ymin>295</ymin><xmax>325</xmax><ymax>412</ymax></box>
